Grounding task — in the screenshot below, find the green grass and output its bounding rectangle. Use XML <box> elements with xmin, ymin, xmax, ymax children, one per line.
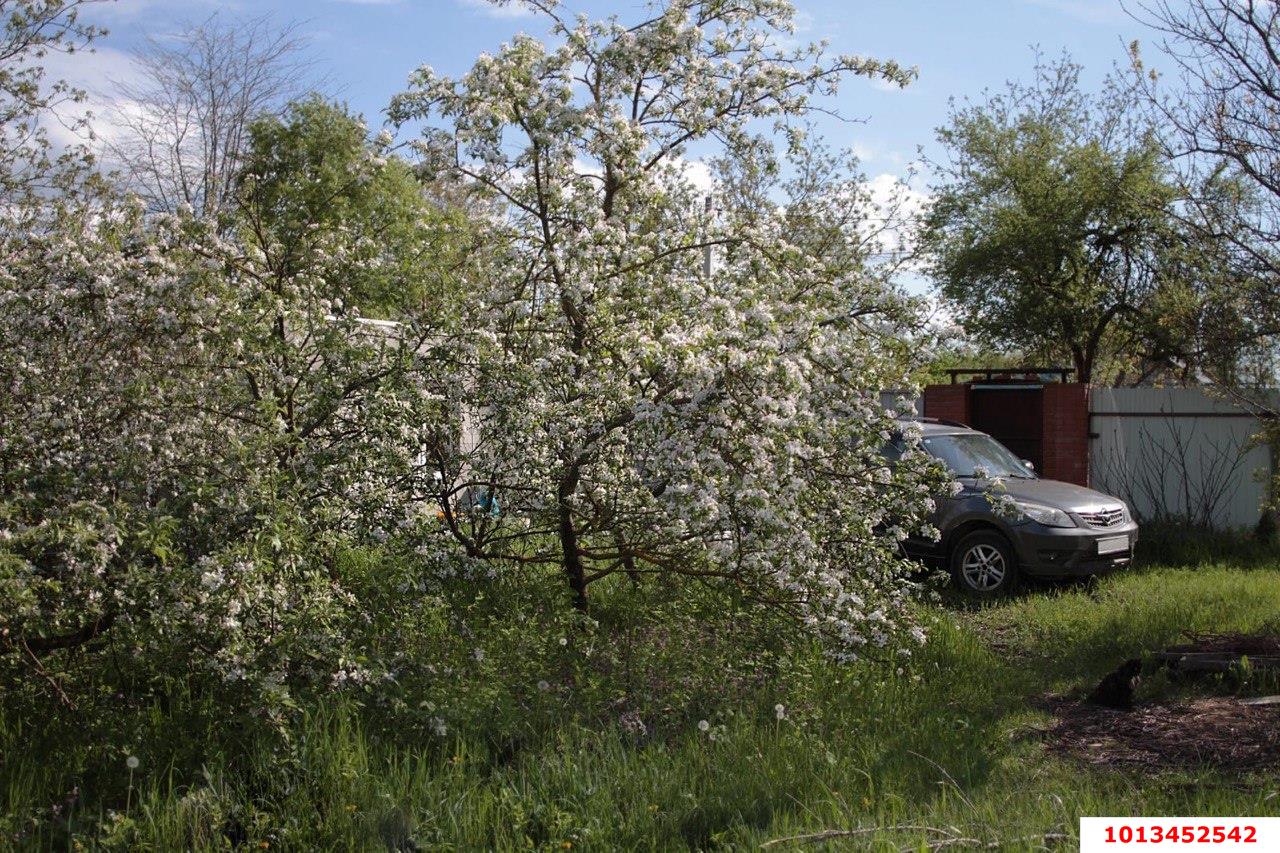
<box><xmin>6</xmin><ymin>559</ymin><xmax>1280</xmax><ymax>850</ymax></box>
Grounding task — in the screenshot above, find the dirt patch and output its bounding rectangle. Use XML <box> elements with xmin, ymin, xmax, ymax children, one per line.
<box><xmin>1047</xmin><ymin>697</ymin><xmax>1280</xmax><ymax>772</ymax></box>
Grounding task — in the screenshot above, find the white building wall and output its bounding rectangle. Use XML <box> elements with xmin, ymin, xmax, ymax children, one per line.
<box><xmin>880</xmin><ymin>389</ymin><xmax>921</xmax><ymax>416</ymax></box>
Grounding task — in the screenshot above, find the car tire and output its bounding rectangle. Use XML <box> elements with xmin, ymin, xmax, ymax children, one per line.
<box><xmin>950</xmin><ymin>530</ymin><xmax>1018</xmax><ymax>596</ymax></box>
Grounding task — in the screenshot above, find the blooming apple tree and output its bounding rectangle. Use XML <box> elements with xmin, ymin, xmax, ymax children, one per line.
<box><xmin>0</xmin><ymin>100</ymin><xmax>469</xmax><ymax>714</ymax></box>
<box><xmin>391</xmin><ymin>0</ymin><xmax>946</xmax><ymax>658</ymax></box>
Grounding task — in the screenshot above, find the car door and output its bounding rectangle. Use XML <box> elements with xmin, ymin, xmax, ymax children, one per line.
<box><xmin>881</xmin><ymin>436</ymin><xmax>954</xmax><ymax>562</ymax></box>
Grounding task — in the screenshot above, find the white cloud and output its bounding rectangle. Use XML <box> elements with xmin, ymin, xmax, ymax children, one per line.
<box><xmin>859</xmin><ymin>172</ymin><xmax>930</xmax><ymax>266</ymax></box>
<box><xmin>871</xmin><ymin>75</ymin><xmax>915</xmax><ymax>94</ymax></box>
<box><xmin>920</xmin><ymin>293</ymin><xmax>959</xmax><ymax>325</ymax></box>
<box><xmin>679</xmin><ymin>158</ymin><xmax>714</xmax><ymax>195</ymax></box>
<box><xmin>863</xmin><ymin>172</ymin><xmax>928</xmax><ymax>212</ymax></box>
<box><xmin>42</xmin><ymin>45</ymin><xmax>143</xmax><ymax>90</ymax></box>
<box><xmin>456</xmin><ymin>0</ymin><xmax>535</xmax><ymax>19</ymax></box>
<box><xmin>849</xmin><ymin>141</ymin><xmax>908</xmax><ymax>168</ymax></box>
<box><xmin>38</xmin><ymin>46</ymin><xmax>144</xmax><ymax>152</ymax></box>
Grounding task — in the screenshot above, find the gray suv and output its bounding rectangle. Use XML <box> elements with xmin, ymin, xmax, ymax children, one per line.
<box><xmin>893</xmin><ymin>418</ymin><xmax>1138</xmax><ymax>595</ymax></box>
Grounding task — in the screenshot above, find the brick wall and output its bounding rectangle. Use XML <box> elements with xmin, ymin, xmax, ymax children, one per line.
<box><xmin>1041</xmin><ymin>383</ymin><xmax>1089</xmax><ymax>486</ymax></box>
<box><xmin>922</xmin><ymin>384</ymin><xmax>970</xmax><ymax>425</ymax></box>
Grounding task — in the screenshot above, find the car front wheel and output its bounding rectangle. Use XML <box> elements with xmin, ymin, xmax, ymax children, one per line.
<box><xmin>950</xmin><ymin>530</ymin><xmax>1018</xmax><ymax>595</ymax></box>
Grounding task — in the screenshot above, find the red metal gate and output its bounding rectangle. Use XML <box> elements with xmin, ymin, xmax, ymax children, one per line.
<box><xmin>922</xmin><ymin>368</ymin><xmax>1088</xmax><ymax>484</ymax></box>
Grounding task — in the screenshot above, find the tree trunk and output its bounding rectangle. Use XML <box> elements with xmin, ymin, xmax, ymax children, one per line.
<box><xmin>1072</xmin><ymin>346</ymin><xmax>1093</xmax><ymax>385</ymax></box>
<box><xmin>557</xmin><ymin>468</ymin><xmax>588</xmax><ymax>611</ymax></box>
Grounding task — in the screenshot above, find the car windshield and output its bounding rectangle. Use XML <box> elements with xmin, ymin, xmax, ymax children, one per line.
<box><xmin>921</xmin><ymin>433</ymin><xmax>1034</xmax><ymax>479</ymax></box>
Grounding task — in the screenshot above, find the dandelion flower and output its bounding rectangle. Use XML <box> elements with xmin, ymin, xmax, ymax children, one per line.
<box><xmin>697</xmin><ymin>719</ymin><xmax>710</xmax><ymax>732</ymax></box>
<box><xmin>774</xmin><ymin>703</ymin><xmax>786</xmax><ymax>720</ymax></box>
<box><xmin>125</xmin><ymin>756</ymin><xmax>140</xmax><ymax>770</ymax></box>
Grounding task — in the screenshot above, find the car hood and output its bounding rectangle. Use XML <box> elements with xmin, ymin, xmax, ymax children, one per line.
<box><xmin>964</xmin><ymin>477</ymin><xmax>1125</xmax><ymax>512</ymax></box>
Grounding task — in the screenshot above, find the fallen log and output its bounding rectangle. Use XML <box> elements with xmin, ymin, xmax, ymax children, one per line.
<box><xmin>1149</xmin><ymin>652</ymin><xmax>1280</xmax><ymax>674</ymax></box>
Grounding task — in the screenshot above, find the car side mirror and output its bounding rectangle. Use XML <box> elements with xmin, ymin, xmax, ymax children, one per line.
<box><xmin>1022</xmin><ymin>459</ymin><xmax>1035</xmax><ymax>472</ymax></box>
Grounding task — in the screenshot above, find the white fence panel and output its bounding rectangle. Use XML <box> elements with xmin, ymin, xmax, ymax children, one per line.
<box><xmin>1089</xmin><ymin>388</ymin><xmax>1272</xmax><ymax>531</ymax></box>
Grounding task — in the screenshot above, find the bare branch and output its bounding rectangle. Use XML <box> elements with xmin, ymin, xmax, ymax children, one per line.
<box><xmin>105</xmin><ymin>13</ymin><xmax>318</xmax><ymax>221</ymax></box>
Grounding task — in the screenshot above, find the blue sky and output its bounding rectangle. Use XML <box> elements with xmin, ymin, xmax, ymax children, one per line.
<box><xmin>71</xmin><ymin>0</ymin><xmax>1156</xmax><ymax>183</ymax></box>
<box><xmin>47</xmin><ymin>0</ymin><xmax>1164</xmax><ymax>303</ymax></box>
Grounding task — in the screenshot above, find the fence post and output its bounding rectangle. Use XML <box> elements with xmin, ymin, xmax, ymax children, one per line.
<box><xmin>1041</xmin><ymin>383</ymin><xmax>1089</xmax><ymax>487</ymax></box>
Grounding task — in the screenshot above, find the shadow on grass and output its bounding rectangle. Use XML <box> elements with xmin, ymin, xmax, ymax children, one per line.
<box><xmin>1133</xmin><ymin>521</ymin><xmax>1280</xmax><ymax>570</ymax></box>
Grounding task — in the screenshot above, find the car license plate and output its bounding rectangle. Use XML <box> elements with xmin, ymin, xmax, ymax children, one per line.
<box><xmin>1097</xmin><ymin>536</ymin><xmax>1128</xmax><ymax>555</ymax></box>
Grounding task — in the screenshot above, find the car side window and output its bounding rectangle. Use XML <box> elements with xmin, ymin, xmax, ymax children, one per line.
<box><xmin>880</xmin><ymin>437</ymin><xmax>906</xmax><ymax>465</ymax></box>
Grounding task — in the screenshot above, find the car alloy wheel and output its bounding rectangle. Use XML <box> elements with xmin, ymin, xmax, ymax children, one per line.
<box><xmin>960</xmin><ymin>542</ymin><xmax>1007</xmax><ymax>591</ymax></box>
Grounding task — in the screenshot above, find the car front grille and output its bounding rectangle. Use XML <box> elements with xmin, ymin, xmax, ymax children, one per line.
<box><xmin>1078</xmin><ymin>507</ymin><xmax>1125</xmax><ymax>528</ymax></box>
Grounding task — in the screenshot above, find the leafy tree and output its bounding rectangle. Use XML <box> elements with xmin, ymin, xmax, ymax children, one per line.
<box><xmin>921</xmin><ymin>56</ymin><xmax>1182</xmax><ymax>384</ymax></box>
<box><xmin>917</xmin><ymin>337</ymin><xmax>1028</xmax><ymax>387</ymax></box>
<box><xmin>392</xmin><ymin>0</ymin><xmax>946</xmax><ymax>658</ymax></box>
<box><xmin>236</xmin><ymin>96</ymin><xmax>470</xmax><ymax>318</ymax></box>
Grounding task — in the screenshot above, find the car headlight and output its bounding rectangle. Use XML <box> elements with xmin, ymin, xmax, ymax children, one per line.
<box><xmin>1014</xmin><ymin>500</ymin><xmax>1076</xmax><ymax>528</ymax></box>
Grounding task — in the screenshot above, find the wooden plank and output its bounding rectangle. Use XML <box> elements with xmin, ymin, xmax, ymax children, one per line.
<box><xmin>1150</xmin><ymin>652</ymin><xmax>1280</xmax><ymax>673</ymax></box>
